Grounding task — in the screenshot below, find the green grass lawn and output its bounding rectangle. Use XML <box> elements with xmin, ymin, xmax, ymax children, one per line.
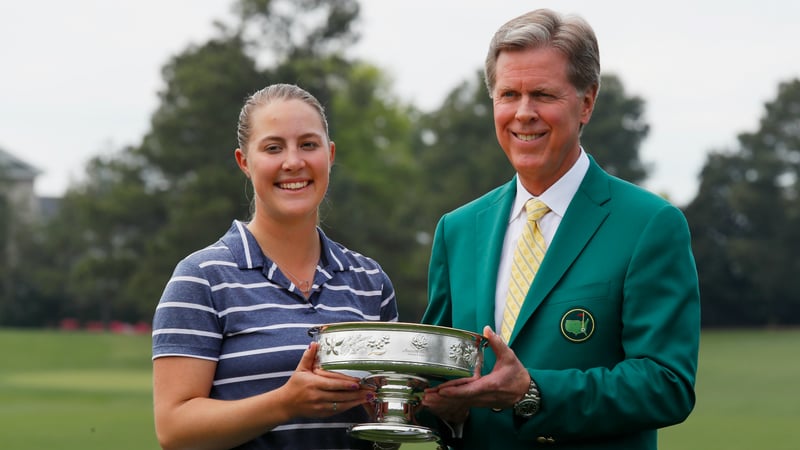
<box><xmin>658</xmin><ymin>329</ymin><xmax>800</xmax><ymax>450</ymax></box>
<box><xmin>0</xmin><ymin>328</ymin><xmax>797</xmax><ymax>449</ymax></box>
<box><xmin>0</xmin><ymin>330</ymin><xmax>156</xmax><ymax>450</ymax></box>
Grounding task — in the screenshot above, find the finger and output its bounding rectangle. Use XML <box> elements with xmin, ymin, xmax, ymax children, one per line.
<box><xmin>332</xmin><ymin>389</ymin><xmax>373</xmax><ymax>404</ymax></box>
<box><xmin>314</xmin><ymin>374</ymin><xmax>363</xmax><ymax>393</ymax></box>
<box><xmin>422</xmin><ymin>389</ymin><xmax>444</xmax><ymax>405</ymax></box>
<box><xmin>296</xmin><ymin>342</ymin><xmax>318</xmax><ymax>372</ymax></box>
<box><xmin>422</xmin><ymin>392</ymin><xmax>447</xmax><ymax>410</ymax></box>
<box><xmin>425</xmin><ymin>376</ymin><xmax>473</xmax><ymax>393</ymax></box>
<box><xmin>422</xmin><ymin>392</ymin><xmax>471</xmax><ymax>422</ymax></box>
<box><xmin>484</xmin><ymin>326</ymin><xmax>513</xmax><ymax>361</ymax></box>
<box><xmin>322</xmin><ymin>392</ymin><xmax>376</xmax><ymax>417</ymax></box>
<box><xmin>313</xmin><ymin>367</ymin><xmax>363</xmax><ymax>384</ymax></box>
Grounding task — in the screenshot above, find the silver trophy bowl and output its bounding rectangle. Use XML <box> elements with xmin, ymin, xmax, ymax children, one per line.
<box><xmin>308</xmin><ymin>322</ymin><xmax>487</xmax><ymax>445</ymax></box>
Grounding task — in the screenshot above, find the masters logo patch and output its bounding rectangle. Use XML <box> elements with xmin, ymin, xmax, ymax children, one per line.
<box><xmin>560</xmin><ymin>308</ymin><xmax>595</xmax><ymax>343</ymax></box>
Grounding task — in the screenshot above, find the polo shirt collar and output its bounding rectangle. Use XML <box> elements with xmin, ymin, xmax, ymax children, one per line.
<box><xmin>220</xmin><ymin>220</ymin><xmax>348</xmax><ymax>274</ymax></box>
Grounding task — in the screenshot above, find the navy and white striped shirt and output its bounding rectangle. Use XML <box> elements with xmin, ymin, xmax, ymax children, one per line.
<box><xmin>153</xmin><ymin>220</ymin><xmax>398</xmax><ymax>449</ymax></box>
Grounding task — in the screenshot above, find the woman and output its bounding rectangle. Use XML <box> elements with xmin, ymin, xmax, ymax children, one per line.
<box><xmin>152</xmin><ymin>83</ymin><xmax>398</xmax><ymax>450</ymax></box>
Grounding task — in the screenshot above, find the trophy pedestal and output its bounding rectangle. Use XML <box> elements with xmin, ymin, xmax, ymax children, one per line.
<box><xmin>350</xmin><ymin>373</ymin><xmax>439</xmax><ymax>444</ymax></box>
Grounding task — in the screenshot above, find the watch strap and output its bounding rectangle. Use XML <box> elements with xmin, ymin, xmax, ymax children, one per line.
<box><xmin>513</xmin><ymin>376</ymin><xmax>541</xmax><ymax>418</ymax></box>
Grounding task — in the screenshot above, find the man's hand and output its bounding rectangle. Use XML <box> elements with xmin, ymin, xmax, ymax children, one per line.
<box><xmin>423</xmin><ymin>326</ymin><xmax>531</xmax><ymax>414</ymax></box>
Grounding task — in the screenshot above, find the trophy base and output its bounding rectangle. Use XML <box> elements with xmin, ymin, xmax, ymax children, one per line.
<box><xmin>349</xmin><ymin>423</ymin><xmax>440</xmax><ymax>444</ymax></box>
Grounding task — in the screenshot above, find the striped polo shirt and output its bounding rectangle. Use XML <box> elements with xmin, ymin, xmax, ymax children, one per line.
<box><xmin>152</xmin><ymin>220</ymin><xmax>398</xmax><ymax>449</ymax></box>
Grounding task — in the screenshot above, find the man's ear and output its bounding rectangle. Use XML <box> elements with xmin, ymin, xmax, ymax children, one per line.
<box><xmin>580</xmin><ymin>83</ymin><xmax>599</xmax><ymax>125</ymax></box>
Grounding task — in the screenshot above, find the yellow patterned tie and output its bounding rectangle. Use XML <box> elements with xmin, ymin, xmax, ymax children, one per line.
<box><xmin>500</xmin><ymin>198</ymin><xmax>550</xmax><ymax>342</ymax></box>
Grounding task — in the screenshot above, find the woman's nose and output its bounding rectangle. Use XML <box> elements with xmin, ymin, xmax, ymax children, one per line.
<box><xmin>282</xmin><ymin>147</ymin><xmax>306</xmax><ymax>170</ymax></box>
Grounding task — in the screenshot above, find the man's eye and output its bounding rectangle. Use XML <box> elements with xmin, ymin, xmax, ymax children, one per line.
<box><xmin>301</xmin><ymin>142</ymin><xmax>318</xmax><ymax>150</ymax></box>
<box><xmin>495</xmin><ymin>91</ymin><xmax>517</xmax><ymax>101</ymax></box>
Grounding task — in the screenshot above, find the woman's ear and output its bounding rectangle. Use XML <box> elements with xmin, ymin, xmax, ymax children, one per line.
<box><xmin>234</xmin><ymin>148</ymin><xmax>250</xmax><ymax>178</ymax></box>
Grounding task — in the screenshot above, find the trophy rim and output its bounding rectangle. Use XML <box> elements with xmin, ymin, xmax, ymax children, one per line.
<box><xmin>308</xmin><ymin>321</ymin><xmax>487</xmax><ymax>344</ymax></box>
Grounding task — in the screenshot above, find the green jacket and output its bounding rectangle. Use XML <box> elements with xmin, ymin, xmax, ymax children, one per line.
<box><xmin>422</xmin><ymin>157</ymin><xmax>700</xmax><ymax>449</ymax></box>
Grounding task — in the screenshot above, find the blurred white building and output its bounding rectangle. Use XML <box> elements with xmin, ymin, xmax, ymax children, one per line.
<box><xmin>0</xmin><ymin>146</ymin><xmax>41</xmax><ymax>222</ymax></box>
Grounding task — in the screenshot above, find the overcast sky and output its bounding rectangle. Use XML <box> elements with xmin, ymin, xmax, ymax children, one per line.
<box><xmin>1</xmin><ymin>1</ymin><xmax>798</xmax><ymax>206</ymax></box>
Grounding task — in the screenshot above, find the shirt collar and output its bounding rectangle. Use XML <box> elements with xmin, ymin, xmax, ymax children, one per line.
<box><xmin>221</xmin><ymin>220</ymin><xmax>347</xmax><ymax>273</ymax></box>
<box><xmin>510</xmin><ymin>148</ymin><xmax>590</xmax><ymax>222</ymax></box>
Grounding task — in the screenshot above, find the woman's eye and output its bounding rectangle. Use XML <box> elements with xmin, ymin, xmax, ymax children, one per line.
<box><xmin>301</xmin><ymin>142</ymin><xmax>318</xmax><ymax>150</ymax></box>
<box><xmin>265</xmin><ymin>144</ymin><xmax>281</xmax><ymax>153</ymax></box>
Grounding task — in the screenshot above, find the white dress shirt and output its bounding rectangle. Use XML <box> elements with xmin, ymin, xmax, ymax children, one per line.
<box><xmin>493</xmin><ymin>149</ymin><xmax>590</xmax><ymax>332</ymax></box>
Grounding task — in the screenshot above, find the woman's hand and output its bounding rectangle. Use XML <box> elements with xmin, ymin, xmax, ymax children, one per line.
<box><xmin>280</xmin><ymin>342</ymin><xmax>374</xmax><ymax>419</ymax></box>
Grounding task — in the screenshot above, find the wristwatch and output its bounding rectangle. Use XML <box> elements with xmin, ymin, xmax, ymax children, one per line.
<box><xmin>513</xmin><ymin>377</ymin><xmax>541</xmax><ymax>418</ymax></box>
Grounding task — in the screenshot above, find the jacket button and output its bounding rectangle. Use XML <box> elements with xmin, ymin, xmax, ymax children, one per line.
<box><xmin>536</xmin><ymin>436</ymin><xmax>556</xmax><ymax>444</ymax></box>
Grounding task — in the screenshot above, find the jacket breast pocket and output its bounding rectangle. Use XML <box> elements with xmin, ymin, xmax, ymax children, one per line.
<box><xmin>544</xmin><ymin>282</ymin><xmax>610</xmax><ymax>306</ymax></box>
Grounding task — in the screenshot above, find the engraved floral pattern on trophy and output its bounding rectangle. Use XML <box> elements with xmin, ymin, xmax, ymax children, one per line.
<box><xmin>449</xmin><ymin>341</ymin><xmax>478</xmax><ymax>366</ymax></box>
<box><xmin>319</xmin><ymin>333</ymin><xmax>391</xmax><ymax>357</ymax></box>
<box><xmin>402</xmin><ymin>333</ymin><xmax>429</xmax><ymax>355</ymax></box>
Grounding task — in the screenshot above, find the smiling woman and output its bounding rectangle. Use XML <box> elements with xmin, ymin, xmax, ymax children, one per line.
<box><xmin>151</xmin><ymin>83</ymin><xmax>400</xmax><ymax>450</ymax></box>
<box><xmin>235</xmin><ymin>85</ymin><xmax>336</xmax><ymax>234</ymax></box>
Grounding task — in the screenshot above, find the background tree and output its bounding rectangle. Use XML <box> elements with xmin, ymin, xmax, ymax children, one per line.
<box><xmin>0</xmin><ymin>174</ymin><xmax>11</xmax><ymax>320</ymax></box>
<box><xmin>414</xmin><ymin>71</ymin><xmax>514</xmax><ymax>230</ymax></box>
<box><xmin>122</xmin><ymin>34</ymin><xmax>265</xmax><ymax>318</ymax></box>
<box><xmin>685</xmin><ymin>78</ymin><xmax>800</xmax><ymax>326</ymax></box>
<box><xmin>0</xmin><ymin>165</ymin><xmax>62</xmax><ymax>325</ymax></box>
<box><xmin>581</xmin><ymin>74</ymin><xmax>650</xmax><ymax>184</ymax></box>
<box><xmin>0</xmin><ymin>220</ymin><xmax>61</xmax><ymax>326</ymax></box>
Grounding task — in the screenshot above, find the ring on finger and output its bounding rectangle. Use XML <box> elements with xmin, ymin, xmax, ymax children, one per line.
<box><xmin>332</xmin><ymin>401</ymin><xmax>338</xmax><ymax>411</ymax></box>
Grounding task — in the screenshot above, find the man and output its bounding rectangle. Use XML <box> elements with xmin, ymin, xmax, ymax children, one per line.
<box><xmin>421</xmin><ymin>9</ymin><xmax>700</xmax><ymax>449</ymax></box>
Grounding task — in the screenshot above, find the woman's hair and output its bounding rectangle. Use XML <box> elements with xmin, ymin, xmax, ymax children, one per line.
<box><xmin>484</xmin><ymin>9</ymin><xmax>601</xmax><ymax>95</ymax></box>
<box><xmin>236</xmin><ymin>83</ymin><xmax>329</xmax><ymax>152</ymax></box>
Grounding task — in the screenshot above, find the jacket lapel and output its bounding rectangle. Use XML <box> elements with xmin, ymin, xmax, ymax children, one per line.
<box><xmin>475</xmin><ymin>180</ymin><xmax>516</xmax><ymax>333</ymax></box>
<box><xmin>509</xmin><ymin>159</ymin><xmax>612</xmax><ymax>345</ymax></box>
